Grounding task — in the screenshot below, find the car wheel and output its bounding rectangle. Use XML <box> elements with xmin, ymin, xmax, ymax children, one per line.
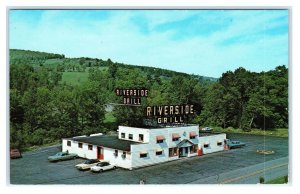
<box><xmin>113</xmin><ymin>166</ymin><xmax>117</xmax><ymax>169</ymax></box>
<box><xmin>73</xmin><ymin>156</ymin><xmax>77</xmax><ymax>159</ymax></box>
<box><xmin>100</xmin><ymin>169</ymin><xmax>103</xmax><ymax>173</ymax></box>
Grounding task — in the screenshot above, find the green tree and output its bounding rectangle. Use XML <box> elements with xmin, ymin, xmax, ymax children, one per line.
<box><xmin>108</xmin><ymin>58</ymin><xmax>117</xmax><ymax>79</ymax></box>
<box><xmin>52</xmin><ymin>86</ymin><xmax>80</xmax><ymax>137</ymax></box>
<box><xmin>76</xmin><ymin>82</ymin><xmax>106</xmax><ymax>132</ymax></box>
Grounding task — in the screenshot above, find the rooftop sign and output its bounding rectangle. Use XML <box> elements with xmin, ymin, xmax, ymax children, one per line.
<box><xmin>145</xmin><ymin>105</ymin><xmax>194</xmax><ymax>124</ymax></box>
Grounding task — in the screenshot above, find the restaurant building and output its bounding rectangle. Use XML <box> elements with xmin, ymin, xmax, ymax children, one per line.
<box><xmin>62</xmin><ymin>125</ymin><xmax>226</xmax><ymax>169</ymax></box>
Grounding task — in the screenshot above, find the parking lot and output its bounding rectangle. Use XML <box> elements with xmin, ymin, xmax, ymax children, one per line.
<box><xmin>10</xmin><ymin>133</ymin><xmax>289</xmax><ymax>184</ymax></box>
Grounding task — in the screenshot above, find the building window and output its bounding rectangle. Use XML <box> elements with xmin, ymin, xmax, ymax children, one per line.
<box><xmin>156</xmin><ymin>150</ymin><xmax>163</xmax><ymax>156</ymax></box>
<box><xmin>129</xmin><ymin>134</ymin><xmax>133</xmax><ymax>140</ymax></box>
<box><xmin>217</xmin><ymin>142</ymin><xmax>223</xmax><ymax>146</ymax></box>
<box><xmin>169</xmin><ymin>147</ymin><xmax>178</xmax><ymax>157</ymax></box>
<box><xmin>122</xmin><ymin>151</ymin><xmax>126</xmax><ymax>159</ymax></box>
<box><xmin>190</xmin><ymin>145</ymin><xmax>198</xmax><ymax>154</ymax></box>
<box><xmin>189</xmin><ymin>131</ymin><xmax>197</xmax><ymax>139</ymax></box>
<box><xmin>140</xmin><ymin>153</ymin><xmax>147</xmax><ymax>158</ymax></box>
<box><xmin>78</xmin><ymin>142</ymin><xmax>83</xmax><ymax>148</ymax></box>
<box><xmin>67</xmin><ymin>141</ymin><xmax>71</xmax><ymax>146</ymax></box>
<box><xmin>204</xmin><ymin>143</ymin><xmax>209</xmax><ymax>148</ymax></box>
<box><xmin>172</xmin><ymin>133</ymin><xmax>180</xmax><ymax>141</ymax></box>
<box><xmin>156</xmin><ymin>135</ymin><xmax>165</xmax><ymax>143</ymax></box>
<box><xmin>172</xmin><ymin>137</ymin><xmax>180</xmax><ymax>141</ymax></box>
<box><xmin>114</xmin><ymin>150</ymin><xmax>118</xmax><ymax>157</ymax></box>
<box><xmin>139</xmin><ymin>134</ymin><xmax>144</xmax><ymax>142</ymax></box>
<box><xmin>157</xmin><ymin>139</ymin><xmax>163</xmax><ymax>143</ymax></box>
<box><xmin>121</xmin><ymin>133</ymin><xmax>125</xmax><ymax>138</ymax></box>
<box><xmin>88</xmin><ymin>144</ymin><xmax>93</xmax><ymax>150</ymax></box>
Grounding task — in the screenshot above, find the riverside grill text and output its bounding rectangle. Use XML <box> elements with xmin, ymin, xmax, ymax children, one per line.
<box><xmin>146</xmin><ymin>105</ymin><xmax>194</xmax><ymax>124</ymax></box>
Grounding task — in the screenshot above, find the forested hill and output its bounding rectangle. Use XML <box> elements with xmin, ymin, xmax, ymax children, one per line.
<box><xmin>9</xmin><ymin>49</ymin><xmax>218</xmax><ymax>84</ymax></box>
<box><xmin>9</xmin><ymin>49</ymin><xmax>288</xmax><ymax>150</ymax></box>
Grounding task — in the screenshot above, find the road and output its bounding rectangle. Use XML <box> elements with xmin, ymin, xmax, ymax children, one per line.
<box><xmin>10</xmin><ymin>133</ymin><xmax>289</xmax><ymax>184</ymax></box>
<box><xmin>189</xmin><ymin>157</ymin><xmax>288</xmax><ymax>184</ymax></box>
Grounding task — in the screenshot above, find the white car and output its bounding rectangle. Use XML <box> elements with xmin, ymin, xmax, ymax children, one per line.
<box><xmin>90</xmin><ymin>161</ymin><xmax>116</xmax><ymax>173</ymax></box>
<box><xmin>75</xmin><ymin>159</ymin><xmax>99</xmax><ymax>170</ymax></box>
<box><xmin>201</xmin><ymin>127</ymin><xmax>213</xmax><ymax>132</ymax></box>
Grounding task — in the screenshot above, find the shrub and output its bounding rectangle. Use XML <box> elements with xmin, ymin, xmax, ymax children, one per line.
<box><xmin>259</xmin><ymin>176</ymin><xmax>265</xmax><ymax>183</ymax></box>
<box><xmin>284</xmin><ymin>175</ymin><xmax>288</xmax><ymax>183</ymax></box>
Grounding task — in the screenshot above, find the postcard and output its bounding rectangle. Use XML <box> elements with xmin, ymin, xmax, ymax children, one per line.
<box><xmin>9</xmin><ymin>9</ymin><xmax>289</xmax><ymax>185</ymax></box>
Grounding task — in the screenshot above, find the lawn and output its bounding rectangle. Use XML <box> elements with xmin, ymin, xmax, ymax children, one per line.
<box><xmin>104</xmin><ymin>112</ymin><xmax>116</xmax><ymax>123</ymax></box>
<box><xmin>61</xmin><ymin>72</ymin><xmax>89</xmax><ymax>85</ymax></box>
<box><xmin>212</xmin><ymin>127</ymin><xmax>288</xmax><ymax>138</ymax></box>
<box><xmin>266</xmin><ymin>175</ymin><xmax>289</xmax><ymax>184</ymax></box>
<box><xmin>22</xmin><ymin>140</ymin><xmax>61</xmax><ymax>152</ymax></box>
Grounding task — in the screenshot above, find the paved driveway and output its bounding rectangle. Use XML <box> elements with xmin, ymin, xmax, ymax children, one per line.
<box><xmin>10</xmin><ymin>133</ymin><xmax>289</xmax><ymax>184</ymax></box>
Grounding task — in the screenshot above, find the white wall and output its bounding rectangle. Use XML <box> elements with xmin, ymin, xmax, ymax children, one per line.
<box><xmin>118</xmin><ymin>126</ymin><xmax>150</xmax><ymax>143</ymax></box>
<box><xmin>62</xmin><ymin>139</ymin><xmax>97</xmax><ymax>159</ymax></box>
<box><xmin>62</xmin><ymin>127</ymin><xmax>227</xmax><ymax>170</ymax></box>
<box><xmin>198</xmin><ymin>133</ymin><xmax>227</xmax><ymax>154</ymax></box>
<box><xmin>166</xmin><ymin>125</ymin><xmax>199</xmax><ymax>148</ymax></box>
<box><xmin>62</xmin><ymin>139</ymin><xmax>132</xmax><ymax>169</ymax></box>
<box><xmin>101</xmin><ymin>147</ymin><xmax>132</xmax><ymax>169</ymax></box>
<box><xmin>130</xmin><ymin>125</ymin><xmax>199</xmax><ymax>168</ymax></box>
<box><xmin>130</xmin><ymin>142</ymin><xmax>176</xmax><ymax>169</ymax></box>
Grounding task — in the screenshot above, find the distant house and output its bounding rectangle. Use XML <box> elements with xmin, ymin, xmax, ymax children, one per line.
<box><xmin>62</xmin><ymin>125</ymin><xmax>226</xmax><ymax>170</ymax></box>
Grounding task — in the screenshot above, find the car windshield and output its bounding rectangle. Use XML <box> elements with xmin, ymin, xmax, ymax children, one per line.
<box><xmin>97</xmin><ymin>162</ymin><xmax>108</xmax><ymax>167</ymax></box>
<box><xmin>84</xmin><ymin>160</ymin><xmax>93</xmax><ymax>164</ymax></box>
<box><xmin>55</xmin><ymin>152</ymin><xmax>63</xmax><ymax>156</ymax></box>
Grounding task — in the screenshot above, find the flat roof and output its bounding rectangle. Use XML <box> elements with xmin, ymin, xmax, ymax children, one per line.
<box><xmin>120</xmin><ymin>124</ymin><xmax>199</xmax><ymax>129</ymax></box>
<box><xmin>71</xmin><ymin>135</ymin><xmax>140</xmax><ymax>151</ymax></box>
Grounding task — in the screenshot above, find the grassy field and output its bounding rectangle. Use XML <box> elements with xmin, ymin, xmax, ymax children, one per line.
<box><xmin>61</xmin><ymin>72</ymin><xmax>89</xmax><ymax>85</ymax></box>
<box><xmin>104</xmin><ymin>112</ymin><xmax>116</xmax><ymax>123</ymax></box>
<box><xmin>266</xmin><ymin>175</ymin><xmax>289</xmax><ymax>184</ymax></box>
<box><xmin>212</xmin><ymin>127</ymin><xmax>288</xmax><ymax>138</ymax></box>
<box><xmin>22</xmin><ymin>140</ymin><xmax>61</xmax><ymax>152</ymax></box>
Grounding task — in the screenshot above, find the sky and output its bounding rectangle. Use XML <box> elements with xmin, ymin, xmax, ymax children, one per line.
<box><xmin>9</xmin><ymin>10</ymin><xmax>289</xmax><ymax>78</ymax></box>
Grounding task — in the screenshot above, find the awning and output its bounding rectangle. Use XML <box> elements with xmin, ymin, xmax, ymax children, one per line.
<box><xmin>140</xmin><ymin>151</ymin><xmax>148</xmax><ymax>154</ymax></box>
<box><xmin>177</xmin><ymin>139</ymin><xmax>195</xmax><ymax>148</ymax></box>
<box><xmin>172</xmin><ymin>133</ymin><xmax>180</xmax><ymax>139</ymax></box>
<box><xmin>218</xmin><ymin>140</ymin><xmax>223</xmax><ymax>143</ymax></box>
<box><xmin>156</xmin><ymin>148</ymin><xmax>163</xmax><ymax>152</ymax></box>
<box><xmin>189</xmin><ymin>131</ymin><xmax>198</xmax><ymax>137</ymax></box>
<box><xmin>156</xmin><ymin>135</ymin><xmax>165</xmax><ymax>141</ymax></box>
<box><xmin>204</xmin><ymin>142</ymin><xmax>210</xmax><ymax>145</ymax></box>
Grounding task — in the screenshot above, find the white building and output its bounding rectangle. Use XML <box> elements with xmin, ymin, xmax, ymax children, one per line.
<box><xmin>62</xmin><ymin>125</ymin><xmax>226</xmax><ymax>170</ymax></box>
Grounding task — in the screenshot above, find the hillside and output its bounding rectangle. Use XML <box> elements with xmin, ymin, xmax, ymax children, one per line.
<box><xmin>9</xmin><ymin>49</ymin><xmax>288</xmax><ymax>150</ymax></box>
<box><xmin>9</xmin><ymin>49</ymin><xmax>217</xmax><ymax>86</ymax></box>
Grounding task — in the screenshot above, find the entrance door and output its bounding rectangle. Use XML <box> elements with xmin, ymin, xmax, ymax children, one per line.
<box><xmin>179</xmin><ymin>147</ymin><xmax>188</xmax><ymax>157</ymax></box>
<box><xmin>185</xmin><ymin>147</ymin><xmax>188</xmax><ymax>154</ymax></box>
<box><xmin>97</xmin><ymin>147</ymin><xmax>104</xmax><ymax>160</ymax></box>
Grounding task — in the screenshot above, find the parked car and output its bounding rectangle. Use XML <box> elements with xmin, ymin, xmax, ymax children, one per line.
<box><xmin>90</xmin><ymin>161</ymin><xmax>116</xmax><ymax>173</ymax></box>
<box><xmin>10</xmin><ymin>149</ymin><xmax>22</xmax><ymax>159</ymax></box>
<box><xmin>200</xmin><ymin>127</ymin><xmax>213</xmax><ymax>132</ymax></box>
<box><xmin>226</xmin><ymin>140</ymin><xmax>246</xmax><ymax>149</ymax></box>
<box><xmin>76</xmin><ymin>159</ymin><xmax>99</xmax><ymax>170</ymax></box>
<box><xmin>48</xmin><ymin>151</ymin><xmax>77</xmax><ymax>162</ymax></box>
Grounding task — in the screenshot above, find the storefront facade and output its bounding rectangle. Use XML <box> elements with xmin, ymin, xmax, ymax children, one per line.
<box><xmin>62</xmin><ymin>125</ymin><xmax>226</xmax><ymax>169</ymax></box>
